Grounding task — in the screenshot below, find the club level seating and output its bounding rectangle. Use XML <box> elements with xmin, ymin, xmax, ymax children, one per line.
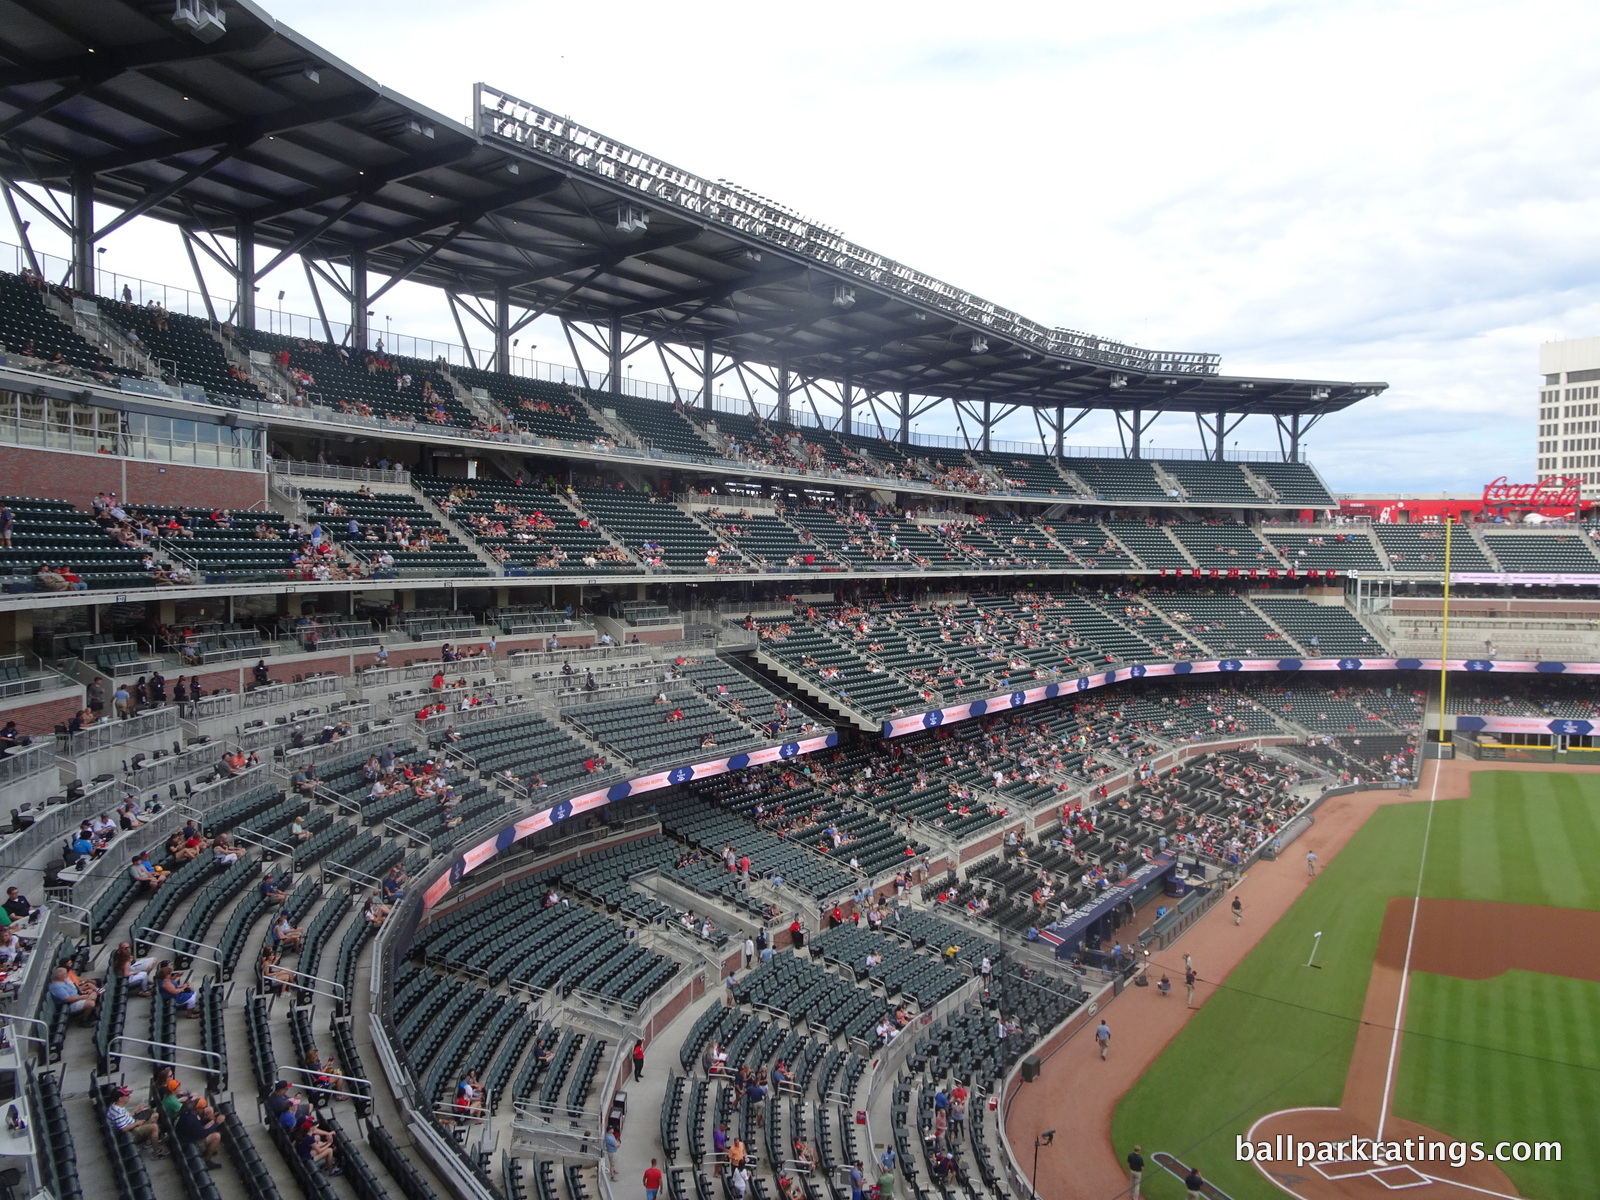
<box><xmin>962</xmin><ymin>519</ymin><xmax>1075</xmax><ymax>567</ymax></box>
<box><xmin>414</xmin><ymin>476</ymin><xmax>622</xmax><ymax>573</ymax></box>
<box><xmin>702</xmin><ymin>511</ymin><xmax>831</xmax><ymax>569</ymax></box>
<box><xmin>0</xmin><ymin>495</ymin><xmax>155</xmax><ymax>589</ymax></box>
<box><xmin>573</xmin><ymin>487</ymin><xmax>724</xmax><ymax>568</ymax></box>
<box><xmin>591</xmin><ymin>389</ymin><xmax>718</xmax><ymax>458</ymax></box>
<box><xmin>1371</xmin><ymin>523</ymin><xmax>1495</xmax><ymax>572</ymax></box>
<box><xmin>0</xmin><ymin>273</ymin><xmax>104</xmax><ymax>371</ymax></box>
<box><xmin>1144</xmin><ymin>591</ymin><xmax>1296</xmax><ymax>657</ymax></box>
<box><xmin>1168</xmin><ymin>523</ymin><xmax>1282</xmax><ymax>569</ymax></box>
<box><xmin>414</xmin><ymin>872</ymin><xmax>675</xmax><ymax>1004</ymax></box>
<box><xmin>655</xmin><ymin>795</ymin><xmax>856</xmax><ymax>898</ymax></box>
<box><xmin>299</xmin><ymin>487</ymin><xmax>489</xmax><ymax>576</ymax></box>
<box><xmin>1046</xmin><ymin>519</ymin><xmax>1137</xmax><ymax>568</ymax></box>
<box><xmin>1102</xmin><ymin>522</ymin><xmax>1191</xmax><ymax>570</ymax></box>
<box><xmin>1249</xmin><ymin>461</ymin><xmax>1336</xmax><ymax>507</ymax></box>
<box><xmin>565</xmin><ymin>689</ymin><xmax>756</xmax><ymax>766</ymax></box>
<box><xmin>1480</xmin><ymin>530</ymin><xmax>1600</xmax><ymax>572</ymax></box>
<box><xmin>451</xmin><ymin>368</ymin><xmax>609</xmax><ymax>442</ymax></box>
<box><xmin>1263</xmin><ymin>530</ymin><xmax>1385</xmax><ymax>571</ymax></box>
<box><xmin>97</xmin><ymin>299</ymin><xmax>258</xmax><ymax>401</ymax></box>
<box><xmin>1250</xmin><ymin>597</ymin><xmax>1380</xmax><ymax>657</ymax></box>
<box><xmin>132</xmin><ymin>503</ymin><xmax>300</xmax><ymax>578</ymax></box>
<box><xmin>1242</xmin><ymin>683</ymin><xmax>1400</xmax><ymax>733</ymax></box>
<box><xmin>440</xmin><ymin>711</ymin><xmax>614</xmax><ymax>792</ymax></box>
<box><xmin>970</xmin><ymin>450</ymin><xmax>1076</xmax><ymax>495</ymax></box>
<box><xmin>688</xmin><ymin>769</ymin><xmax>930</xmax><ymax>878</ymax></box>
<box><xmin>1158</xmin><ymin>460</ymin><xmax>1263</xmax><ymax>506</ymax></box>
<box><xmin>1064</xmin><ymin>457</ymin><xmax>1170</xmax><ymax>502</ymax></box>
<box><xmin>233</xmin><ymin>327</ymin><xmax>476</xmax><ymax>427</ymax></box>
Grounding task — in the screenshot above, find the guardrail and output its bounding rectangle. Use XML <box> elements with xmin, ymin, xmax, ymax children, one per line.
<box><xmin>0</xmin><ymin>740</ymin><xmax>54</xmax><ymax>786</ymax></box>
<box><xmin>269</xmin><ymin>459</ymin><xmax>411</xmax><ymax>485</ymax></box>
<box><xmin>61</xmin><ymin>704</ymin><xmax>179</xmax><ymax>753</ymax></box>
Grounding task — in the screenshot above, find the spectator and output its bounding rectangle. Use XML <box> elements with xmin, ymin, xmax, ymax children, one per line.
<box><xmin>111</xmin><ymin>941</ymin><xmax>158</xmax><ymax>995</ymax></box>
<box><xmin>49</xmin><ymin>966</ymin><xmax>96</xmax><ymax>1020</ymax></box>
<box><xmin>105</xmin><ymin>1085</ymin><xmax>164</xmax><ymax>1155</ymax></box>
<box><xmin>175</xmin><ymin>1097</ymin><xmax>226</xmax><ymax>1170</ymax></box>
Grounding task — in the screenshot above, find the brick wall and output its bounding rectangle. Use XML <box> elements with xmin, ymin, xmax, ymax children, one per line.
<box><xmin>0</xmin><ymin>444</ymin><xmax>265</xmax><ymax>508</ymax></box>
<box><xmin>7</xmin><ymin>692</ymin><xmax>84</xmax><ymax>735</ymax></box>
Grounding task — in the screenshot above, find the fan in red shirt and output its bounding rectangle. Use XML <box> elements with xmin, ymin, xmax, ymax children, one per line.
<box><xmin>643</xmin><ymin>1161</ymin><xmax>664</xmax><ymax>1200</ymax></box>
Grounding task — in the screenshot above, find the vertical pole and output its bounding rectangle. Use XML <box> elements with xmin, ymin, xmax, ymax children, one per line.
<box><xmin>841</xmin><ymin>375</ymin><xmax>854</xmax><ymax>436</ymax></box>
<box><xmin>1289</xmin><ymin>413</ymin><xmax>1301</xmax><ymax>462</ymax></box>
<box><xmin>608</xmin><ymin>313</ymin><xmax>623</xmax><ymax>392</ymax></box>
<box><xmin>701</xmin><ymin>337</ymin><xmax>714</xmax><ymax>411</ymax></box>
<box><xmin>70</xmin><ymin>172</ymin><xmax>95</xmax><ymax>292</ymax></box>
<box><xmin>349</xmin><ymin>249</ymin><xmax>369</xmax><ymax>351</ymax></box>
<box><xmin>777</xmin><ymin>363</ymin><xmax>791</xmax><ymax>425</ymax></box>
<box><xmin>899</xmin><ymin>392</ymin><xmax>911</xmax><ymax>444</ymax></box>
<box><xmin>1438</xmin><ymin>517</ymin><xmax>1452</xmax><ymax>755</ymax></box>
<box><xmin>1130</xmin><ymin>409</ymin><xmax>1143</xmax><ymax>459</ymax></box>
<box><xmin>981</xmin><ymin>400</ymin><xmax>992</xmax><ymax>454</ymax></box>
<box><xmin>493</xmin><ymin>285</ymin><xmax>511</xmax><ymax>372</ymax></box>
<box><xmin>1053</xmin><ymin>405</ymin><xmax>1065</xmax><ymax>458</ymax></box>
<box><xmin>1214</xmin><ymin>410</ymin><xmax>1225</xmax><ymax>461</ymax></box>
<box><xmin>236</xmin><ymin>220</ymin><xmax>255</xmax><ymax>330</ymax></box>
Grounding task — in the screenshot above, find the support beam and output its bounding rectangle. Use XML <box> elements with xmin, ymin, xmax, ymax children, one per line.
<box><xmin>841</xmin><ymin>376</ymin><xmax>854</xmax><ymax>437</ymax></box>
<box><xmin>899</xmin><ymin>392</ymin><xmax>911</xmax><ymax>445</ymax></box>
<box><xmin>350</xmin><ymin>249</ymin><xmax>368</xmax><ymax>352</ymax></box>
<box><xmin>981</xmin><ymin>399</ymin><xmax>992</xmax><ymax>454</ymax></box>
<box><xmin>702</xmin><ymin>337</ymin><xmax>715</xmax><ymax>411</ymax></box>
<box><xmin>0</xmin><ymin>183</ymin><xmax>40</xmax><ymax>276</ymax></box>
<box><xmin>607</xmin><ymin>313</ymin><xmax>623</xmax><ymax>392</ymax></box>
<box><xmin>1054</xmin><ymin>405</ymin><xmax>1065</xmax><ymax>457</ymax></box>
<box><xmin>1194</xmin><ymin>409</ymin><xmax>1249</xmax><ymax>462</ymax></box>
<box><xmin>70</xmin><ymin>172</ymin><xmax>94</xmax><ymax>292</ymax></box>
<box><xmin>1114</xmin><ymin>408</ymin><xmax>1160</xmax><ymax>459</ymax></box>
<box><xmin>235</xmin><ymin>221</ymin><xmax>255</xmax><ymax>331</ymax></box>
<box><xmin>493</xmin><ymin>285</ymin><xmax>511</xmax><ymax>373</ymax></box>
<box><xmin>777</xmin><ymin>363</ymin><xmax>791</xmax><ymax>425</ymax></box>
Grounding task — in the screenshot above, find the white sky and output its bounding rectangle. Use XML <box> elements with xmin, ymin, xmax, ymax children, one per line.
<box><xmin>12</xmin><ymin>0</ymin><xmax>1600</xmax><ymax>492</ymax></box>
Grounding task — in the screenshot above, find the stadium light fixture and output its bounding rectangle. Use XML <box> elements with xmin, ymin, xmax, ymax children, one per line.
<box><xmin>405</xmin><ymin>120</ymin><xmax>436</xmax><ymax>140</ymax></box>
<box><xmin>172</xmin><ymin>0</ymin><xmax>227</xmax><ymax>43</ymax></box>
<box><xmin>970</xmin><ymin>336</ymin><xmax>989</xmax><ymax>355</ymax></box>
<box><xmin>616</xmin><ymin>205</ymin><xmax>650</xmax><ymax>234</ymax></box>
<box><xmin>1109</xmin><ymin>374</ymin><xmax>1128</xmax><ymax>390</ymax></box>
<box><xmin>833</xmin><ymin>285</ymin><xmax>856</xmax><ymax>309</ymax></box>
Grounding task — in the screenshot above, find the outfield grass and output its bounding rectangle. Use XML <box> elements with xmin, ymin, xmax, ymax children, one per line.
<box><xmin>1111</xmin><ymin>771</ymin><xmax>1600</xmax><ymax>1200</ymax></box>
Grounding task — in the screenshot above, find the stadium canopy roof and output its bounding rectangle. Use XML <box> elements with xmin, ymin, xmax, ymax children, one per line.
<box><xmin>0</xmin><ymin>0</ymin><xmax>1386</xmax><ymax>420</ymax></box>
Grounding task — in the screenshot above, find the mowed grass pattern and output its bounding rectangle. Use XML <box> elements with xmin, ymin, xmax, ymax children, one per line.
<box><xmin>1398</xmin><ymin>971</ymin><xmax>1600</xmax><ymax>1200</ymax></box>
<box><xmin>1112</xmin><ymin>771</ymin><xmax>1600</xmax><ymax>1200</ymax></box>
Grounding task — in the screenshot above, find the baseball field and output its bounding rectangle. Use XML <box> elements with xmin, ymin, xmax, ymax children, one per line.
<box><xmin>1111</xmin><ymin>769</ymin><xmax>1600</xmax><ymax>1200</ymax></box>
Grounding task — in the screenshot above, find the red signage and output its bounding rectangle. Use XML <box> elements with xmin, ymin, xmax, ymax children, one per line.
<box><xmin>1481</xmin><ymin>476</ymin><xmax>1582</xmax><ymax>509</ymax></box>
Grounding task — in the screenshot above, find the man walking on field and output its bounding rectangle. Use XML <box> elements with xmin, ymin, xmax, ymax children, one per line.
<box><xmin>1185</xmin><ymin>966</ymin><xmax>1197</xmax><ymax>1007</ymax></box>
<box><xmin>1095</xmin><ymin>1020</ymin><xmax>1111</xmax><ymax>1061</ymax></box>
<box><xmin>1306</xmin><ymin>850</ymin><xmax>1318</xmax><ymax>876</ymax></box>
<box><xmin>1127</xmin><ymin>1145</ymin><xmax>1144</xmax><ymax>1199</ymax></box>
<box><xmin>1232</xmin><ymin>895</ymin><xmax>1243</xmax><ymax>925</ymax></box>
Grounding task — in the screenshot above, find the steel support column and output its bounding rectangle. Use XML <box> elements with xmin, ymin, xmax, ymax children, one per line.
<box><xmin>235</xmin><ymin>221</ymin><xmax>255</xmax><ymax>330</ymax></box>
<box><xmin>981</xmin><ymin>400</ymin><xmax>993</xmax><ymax>454</ymax></box>
<box><xmin>1212</xmin><ymin>409</ymin><xmax>1225</xmax><ymax>460</ymax></box>
<box><xmin>350</xmin><ymin>249</ymin><xmax>369</xmax><ymax>351</ymax></box>
<box><xmin>493</xmin><ymin>285</ymin><xmax>511</xmax><ymax>372</ymax></box>
<box><xmin>1288</xmin><ymin>413</ymin><xmax>1301</xmax><ymax>462</ymax></box>
<box><xmin>607</xmin><ymin>314</ymin><xmax>623</xmax><ymax>391</ymax></box>
<box><xmin>1054</xmin><ymin>405</ymin><xmax>1065</xmax><ymax>458</ymax></box>
<box><xmin>702</xmin><ymin>337</ymin><xmax>714</xmax><ymax>411</ymax></box>
<box><xmin>841</xmin><ymin>376</ymin><xmax>854</xmax><ymax>436</ymax></box>
<box><xmin>899</xmin><ymin>392</ymin><xmax>911</xmax><ymax>444</ymax></box>
<box><xmin>777</xmin><ymin>363</ymin><xmax>791</xmax><ymax>425</ymax></box>
<box><xmin>70</xmin><ymin>172</ymin><xmax>94</xmax><ymax>292</ymax></box>
<box><xmin>1131</xmin><ymin>408</ymin><xmax>1143</xmax><ymax>458</ymax></box>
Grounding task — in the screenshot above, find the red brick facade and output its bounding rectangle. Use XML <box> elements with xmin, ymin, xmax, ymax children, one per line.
<box><xmin>0</xmin><ymin>444</ymin><xmax>265</xmax><ymax>508</ymax></box>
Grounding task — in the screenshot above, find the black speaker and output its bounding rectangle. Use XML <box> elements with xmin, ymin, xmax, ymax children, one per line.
<box><xmin>1021</xmin><ymin>1055</ymin><xmax>1041</xmax><ymax>1083</ymax></box>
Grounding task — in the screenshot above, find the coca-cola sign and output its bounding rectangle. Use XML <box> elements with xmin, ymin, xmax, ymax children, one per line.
<box><xmin>1481</xmin><ymin>476</ymin><xmax>1583</xmax><ymax>509</ymax></box>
